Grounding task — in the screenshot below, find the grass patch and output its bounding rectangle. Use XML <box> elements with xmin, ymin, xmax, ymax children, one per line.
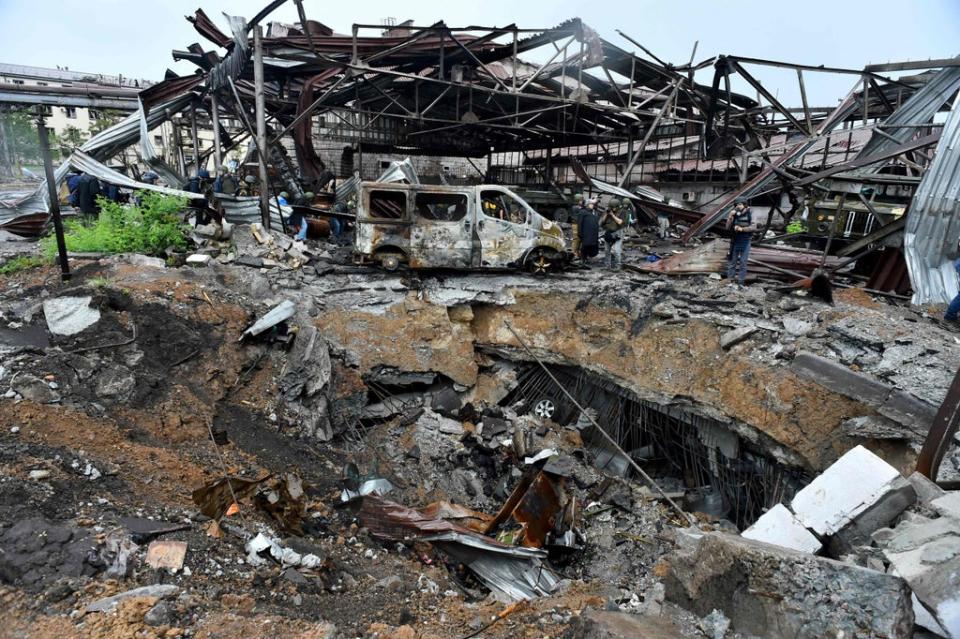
<box><xmin>43</xmin><ymin>191</ymin><xmax>190</xmax><ymax>257</ymax></box>
<box><xmin>87</xmin><ymin>276</ymin><xmax>112</xmax><ymax>289</ymax></box>
<box><xmin>0</xmin><ymin>255</ymin><xmax>49</xmax><ymax>276</ymax></box>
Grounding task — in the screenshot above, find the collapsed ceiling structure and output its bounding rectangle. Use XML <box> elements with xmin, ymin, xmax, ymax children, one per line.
<box><xmin>2</xmin><ymin>2</ymin><xmax>958</xmax><ymax>302</ymax></box>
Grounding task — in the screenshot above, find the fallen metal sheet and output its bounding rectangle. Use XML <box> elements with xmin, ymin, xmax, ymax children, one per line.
<box><xmin>242</xmin><ymin>300</ymin><xmax>295</xmax><ymax>339</ymax></box>
<box><xmin>633</xmin><ymin>239</ymin><xmax>842</xmax><ymax>277</ymax></box>
<box><xmin>420</xmin><ymin>501</ymin><xmax>495</xmax><ymax>534</ymax></box>
<box><xmin>0</xmin><ymin>93</ymin><xmax>192</xmax><ymax>221</ymax></box>
<box><xmin>376</xmin><ymin>158</ymin><xmax>421</xmax><ymax>185</ymax></box>
<box><xmin>905</xmin><ymin>95</ymin><xmax>960</xmax><ymax>304</ymax></box>
<box><xmin>119</xmin><ymin>517</ymin><xmax>191</xmax><ymax>544</ymax></box>
<box><xmin>217</xmin><ymin>194</ymin><xmax>285</xmax><ymax>228</ymax></box>
<box><xmin>69</xmin><ymin>151</ymin><xmax>196</xmax><ymax>199</ymax></box>
<box><xmin>570</xmin><ymin>158</ymin><xmax>642</xmax><ymax>201</ymax></box>
<box><xmin>358</xmin><ymin>495</ymin><xmax>559</xmax><ymax>600</ymax></box>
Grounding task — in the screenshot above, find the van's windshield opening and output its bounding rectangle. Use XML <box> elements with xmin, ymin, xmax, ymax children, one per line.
<box><xmin>415</xmin><ymin>192</ymin><xmax>468</xmax><ymax>222</ymax></box>
<box><xmin>480</xmin><ymin>190</ymin><xmax>528</xmax><ymax>225</ymax></box>
<box><xmin>369</xmin><ymin>190</ymin><xmax>406</xmax><ymax>219</ymax></box>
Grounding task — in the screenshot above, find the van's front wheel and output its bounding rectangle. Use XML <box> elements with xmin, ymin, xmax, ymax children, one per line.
<box><xmin>525</xmin><ymin>248</ymin><xmax>557</xmax><ymax>275</ymax></box>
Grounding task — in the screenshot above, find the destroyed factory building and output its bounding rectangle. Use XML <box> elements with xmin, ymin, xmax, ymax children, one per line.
<box><xmin>1</xmin><ymin>3</ymin><xmax>960</xmax><ymax>638</ymax></box>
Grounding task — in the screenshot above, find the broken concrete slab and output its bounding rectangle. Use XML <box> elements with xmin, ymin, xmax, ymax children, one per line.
<box><xmin>791</xmin><ymin>350</ymin><xmax>889</xmax><ymax>404</ymax></box>
<box><xmin>782</xmin><ymin>317</ymin><xmax>812</xmax><ymax>337</ymax></box>
<box><xmin>881</xmin><ymin>515</ymin><xmax>960</xmax><ymax>638</ymax></box>
<box><xmin>742</xmin><ymin>503</ymin><xmax>822</xmax><ymax>553</ymax></box>
<box><xmin>791</xmin><ymin>445</ymin><xmax>908</xmax><ymax>537</ymax></box>
<box><xmin>560</xmin><ymin>609</ymin><xmax>685</xmax><ymax>638</ymax></box>
<box><xmin>841</xmin><ymin>415</ymin><xmax>913</xmax><ymax>440</ymax></box>
<box><xmin>827</xmin><ymin>474</ymin><xmax>917</xmax><ymax>556</ymax></box>
<box><xmin>416</xmin><ymin>407</ymin><xmax>463</xmax><ymax>436</ymax></box>
<box><xmin>719</xmin><ymin>326</ymin><xmax>756</xmax><ymax>350</ymax></box>
<box><xmin>10</xmin><ymin>374</ymin><xmax>60</xmax><ymax>403</ymax></box>
<box><xmin>665</xmin><ymin>532</ymin><xmax>913</xmax><ymax>639</ymax></box>
<box><xmin>930</xmin><ymin>491</ymin><xmax>960</xmax><ymax>520</ymax></box>
<box><xmin>42</xmin><ymin>296</ymin><xmax>100</xmax><ymax>336</ymax></box>
<box><xmin>907</xmin><ymin>472</ymin><xmax>946</xmax><ymax>507</ymax></box>
<box><xmin>86</xmin><ymin>584</ymin><xmax>179</xmax><ymax>613</ymax></box>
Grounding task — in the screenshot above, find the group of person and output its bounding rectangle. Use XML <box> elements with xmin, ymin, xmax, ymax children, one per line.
<box><xmin>569</xmin><ymin>194</ymin><xmax>633</xmax><ymax>271</ymax></box>
<box><xmin>566</xmin><ymin>191</ymin><xmax>757</xmax><ymax>283</ymax></box>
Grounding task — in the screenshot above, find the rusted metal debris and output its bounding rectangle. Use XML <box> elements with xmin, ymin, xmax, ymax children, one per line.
<box><xmin>632</xmin><ymin>239</ymin><xmax>843</xmax><ymax>280</ymax></box>
<box><xmin>357</xmin><ymin>495</ymin><xmax>561</xmax><ymax>600</ymax></box>
<box><xmin>484</xmin><ymin>469</ymin><xmax>574</xmax><ymax>548</ymax></box>
<box><xmin>191</xmin><ymin>475</ymin><xmax>264</xmax><ymax>520</ymax></box>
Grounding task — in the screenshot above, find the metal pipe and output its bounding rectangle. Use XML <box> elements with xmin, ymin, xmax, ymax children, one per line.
<box><xmin>36</xmin><ymin>113</ymin><xmax>70</xmax><ymax>281</ymax></box>
<box><xmin>254</xmin><ymin>25</ymin><xmax>270</xmax><ymax>228</ymax></box>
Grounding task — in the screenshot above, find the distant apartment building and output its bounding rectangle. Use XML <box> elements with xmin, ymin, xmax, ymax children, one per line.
<box><xmin>0</xmin><ymin>63</ymin><xmax>151</xmax><ymax>139</ymax></box>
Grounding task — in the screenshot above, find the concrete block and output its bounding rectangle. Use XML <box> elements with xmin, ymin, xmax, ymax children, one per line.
<box><xmin>186</xmin><ymin>253</ymin><xmax>212</xmax><ymax>266</ymax></box>
<box><xmin>790</xmin><ymin>351</ymin><xmax>890</xmax><ymax>406</ymax></box>
<box><xmin>827</xmin><ymin>476</ymin><xmax>917</xmax><ymax>556</ymax></box>
<box><xmin>665</xmin><ymin>533</ymin><xmax>913</xmax><ymax>639</ymax></box>
<box><xmin>791</xmin><ymin>445</ymin><xmax>903</xmax><ymax>536</ymax></box>
<box><xmin>742</xmin><ymin>503</ymin><xmax>822</xmax><ymax>554</ymax></box>
<box><xmin>883</xmin><ymin>516</ymin><xmax>960</xmax><ymax>638</ymax></box>
<box><xmin>908</xmin><ymin>472</ymin><xmax>946</xmax><ymax>507</ymax></box>
<box><xmin>930</xmin><ymin>492</ymin><xmax>960</xmax><ymax>520</ymax></box>
<box><xmin>42</xmin><ymin>296</ymin><xmax>100</xmax><ymax>336</ymax></box>
<box><xmin>719</xmin><ymin>326</ymin><xmax>756</xmax><ymax>350</ymax></box>
<box><xmin>879</xmin><ymin>390</ymin><xmax>937</xmax><ymax>434</ymax></box>
<box><xmin>561</xmin><ymin>610</ymin><xmax>685</xmax><ymax>639</ymax></box>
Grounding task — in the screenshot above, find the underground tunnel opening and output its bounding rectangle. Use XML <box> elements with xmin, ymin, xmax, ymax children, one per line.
<box><xmin>497</xmin><ymin>363</ymin><xmax>813</xmax><ymax>530</ymax></box>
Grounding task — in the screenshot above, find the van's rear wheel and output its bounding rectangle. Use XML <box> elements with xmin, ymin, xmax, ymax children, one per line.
<box><xmin>526</xmin><ymin>248</ymin><xmax>556</xmax><ymax>275</ymax></box>
<box><xmin>379</xmin><ymin>253</ymin><xmax>402</xmax><ymax>272</ymax></box>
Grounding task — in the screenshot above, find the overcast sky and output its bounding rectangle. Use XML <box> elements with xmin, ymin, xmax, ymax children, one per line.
<box><xmin>2</xmin><ymin>0</ymin><xmax>958</xmax><ymax>106</ymax></box>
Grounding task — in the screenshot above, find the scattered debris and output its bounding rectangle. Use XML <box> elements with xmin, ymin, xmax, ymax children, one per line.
<box><xmin>144</xmin><ymin>540</ymin><xmax>188</xmax><ymax>572</ymax></box>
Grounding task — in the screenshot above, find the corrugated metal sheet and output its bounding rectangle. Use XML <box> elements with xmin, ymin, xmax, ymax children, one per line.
<box><xmin>0</xmin><ymin>93</ymin><xmax>193</xmax><ymax>222</ymax></box>
<box><xmin>905</xmin><ymin>95</ymin><xmax>960</xmax><ymax>304</ymax></box>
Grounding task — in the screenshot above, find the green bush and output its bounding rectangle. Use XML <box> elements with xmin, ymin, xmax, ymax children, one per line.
<box><xmin>786</xmin><ymin>219</ymin><xmax>807</xmax><ymax>234</ymax></box>
<box><xmin>44</xmin><ymin>191</ymin><xmax>189</xmax><ymax>256</ymax></box>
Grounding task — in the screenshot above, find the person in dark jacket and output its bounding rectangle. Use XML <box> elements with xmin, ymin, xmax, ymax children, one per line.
<box><xmin>725</xmin><ymin>196</ymin><xmax>756</xmax><ymax>287</ymax></box>
<box><xmin>66</xmin><ymin>170</ymin><xmax>83</xmax><ymax>207</ymax></box>
<box><xmin>76</xmin><ymin>174</ymin><xmax>101</xmax><ymax>216</ymax></box>
<box><xmin>944</xmin><ymin>239</ymin><xmax>960</xmax><ymax>322</ymax></box>
<box><xmin>578</xmin><ymin>198</ymin><xmax>600</xmax><ymax>264</ymax></box>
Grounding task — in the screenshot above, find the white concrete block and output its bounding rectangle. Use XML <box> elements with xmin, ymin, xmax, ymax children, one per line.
<box><xmin>930</xmin><ymin>491</ymin><xmax>960</xmax><ymax>520</ymax></box>
<box><xmin>791</xmin><ymin>445</ymin><xmax>901</xmax><ymax>536</ymax></box>
<box><xmin>186</xmin><ymin>254</ymin><xmax>212</xmax><ymax>266</ymax></box>
<box><xmin>42</xmin><ymin>296</ymin><xmax>100</xmax><ymax>336</ymax></box>
<box><xmin>742</xmin><ymin>503</ymin><xmax>822</xmax><ymax>554</ymax></box>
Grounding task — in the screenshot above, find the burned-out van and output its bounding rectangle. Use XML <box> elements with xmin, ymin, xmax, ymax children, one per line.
<box><xmin>353</xmin><ymin>183</ymin><xmax>567</xmax><ymax>273</ymax></box>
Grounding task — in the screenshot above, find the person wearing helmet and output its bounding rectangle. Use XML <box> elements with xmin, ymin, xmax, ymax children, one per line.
<box><xmin>141</xmin><ymin>170</ymin><xmax>159</xmax><ymax>185</ymax></box>
<box><xmin>577</xmin><ymin>198</ymin><xmax>600</xmax><ymax>265</ymax></box>
<box><xmin>600</xmin><ymin>198</ymin><xmax>627</xmax><ymax>271</ymax></box>
<box><xmin>278</xmin><ymin>191</ymin><xmax>289</xmax><ymax>206</ymax></box>
<box><xmin>725</xmin><ymin>196</ymin><xmax>755</xmax><ymax>287</ymax></box>
<box><xmin>944</xmin><ymin>238</ymin><xmax>960</xmax><ymax>323</ymax></box>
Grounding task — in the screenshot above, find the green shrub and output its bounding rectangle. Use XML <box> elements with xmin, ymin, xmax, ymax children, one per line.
<box><xmin>43</xmin><ymin>191</ymin><xmax>189</xmax><ymax>256</ymax></box>
<box><xmin>786</xmin><ymin>219</ymin><xmax>807</xmax><ymax>234</ymax></box>
<box><xmin>0</xmin><ymin>255</ymin><xmax>49</xmax><ymax>276</ymax></box>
